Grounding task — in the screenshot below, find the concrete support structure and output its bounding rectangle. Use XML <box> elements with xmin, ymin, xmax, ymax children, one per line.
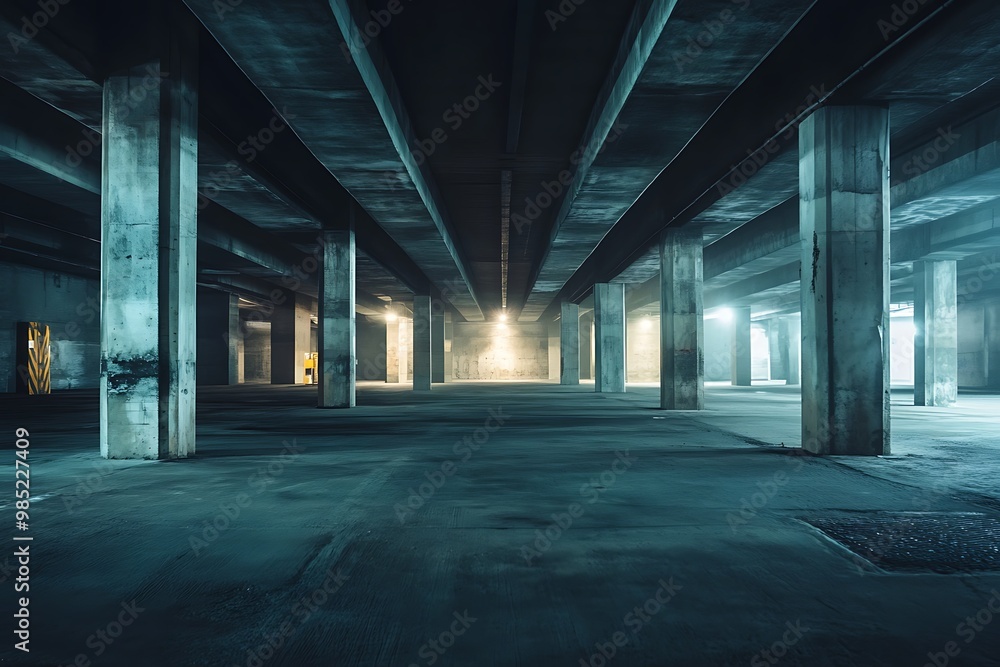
<box><xmin>196</xmin><ymin>291</ymin><xmax>241</xmax><ymax>386</ymax></box>
<box><xmin>560</xmin><ymin>302</ymin><xmax>580</xmax><ymax>385</ymax></box>
<box><xmin>659</xmin><ymin>229</ymin><xmax>704</xmax><ymax>410</ymax></box>
<box><xmin>548</xmin><ymin>321</ymin><xmax>561</xmax><ymax>381</ymax></box>
<box><xmin>731</xmin><ymin>307</ymin><xmax>752</xmax><ymax>387</ymax></box>
<box><xmin>318</xmin><ymin>230</ymin><xmax>356</xmax><ymax>408</ymax></box>
<box><xmin>989</xmin><ymin>305</ymin><xmax>1000</xmax><ymax>390</ymax></box>
<box><xmin>783</xmin><ymin>316</ymin><xmax>801</xmax><ymax>386</ymax></box>
<box><xmin>914</xmin><ymin>260</ymin><xmax>958</xmax><ymax>407</ymax></box>
<box><xmin>271</xmin><ymin>291</ymin><xmax>311</xmax><ymax>385</ymax></box>
<box><xmin>432</xmin><ymin>309</ymin><xmax>446</xmax><ymax>384</ymax></box>
<box><xmin>594</xmin><ymin>283</ymin><xmax>626</xmax><ymax>393</ymax></box>
<box><xmin>800</xmin><ymin>106</ymin><xmax>891</xmax><ymax>456</ymax></box>
<box><xmin>580</xmin><ymin>312</ymin><xmax>594</xmax><ymax>380</ymax></box>
<box><xmin>99</xmin><ymin>16</ymin><xmax>199</xmax><ymax>459</ymax></box>
<box><xmin>444</xmin><ymin>313</ymin><xmax>454</xmax><ymax>381</ymax></box>
<box><xmin>386</xmin><ymin>306</ymin><xmax>403</xmax><ymax>384</ymax></box>
<box><xmin>413</xmin><ymin>296</ymin><xmax>432</xmax><ymax>391</ymax></box>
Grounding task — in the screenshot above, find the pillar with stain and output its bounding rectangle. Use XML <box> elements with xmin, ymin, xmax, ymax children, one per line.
<box><xmin>800</xmin><ymin>106</ymin><xmax>891</xmax><ymax>455</ymax></box>
<box><xmin>318</xmin><ymin>229</ymin><xmax>355</xmax><ymax>408</ymax></box>
<box><xmin>100</xmin><ymin>4</ymin><xmax>198</xmax><ymax>459</ymax></box>
<box><xmin>660</xmin><ymin>228</ymin><xmax>704</xmax><ymax>410</ymax></box>
<box><xmin>595</xmin><ymin>283</ymin><xmax>626</xmax><ymax>393</ymax></box>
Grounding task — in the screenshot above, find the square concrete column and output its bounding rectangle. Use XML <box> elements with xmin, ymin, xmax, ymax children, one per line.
<box><xmin>271</xmin><ymin>291</ymin><xmax>311</xmax><ymax>385</ymax></box>
<box><xmin>560</xmin><ymin>302</ymin><xmax>580</xmax><ymax>385</ymax></box>
<box><xmin>99</xmin><ymin>14</ymin><xmax>198</xmax><ymax>460</ymax></box>
<box><xmin>580</xmin><ymin>313</ymin><xmax>595</xmax><ymax>380</ymax></box>
<box><xmin>386</xmin><ymin>305</ymin><xmax>403</xmax><ymax>384</ymax></box>
<box><xmin>318</xmin><ymin>230</ymin><xmax>355</xmax><ymax>408</ymax></box>
<box><xmin>731</xmin><ymin>306</ymin><xmax>752</xmax><ymax>386</ymax></box>
<box><xmin>988</xmin><ymin>304</ymin><xmax>1000</xmax><ymax>390</ymax></box>
<box><xmin>548</xmin><ymin>321</ymin><xmax>561</xmax><ymax>381</ymax></box>
<box><xmin>800</xmin><ymin>106</ymin><xmax>891</xmax><ymax>456</ymax></box>
<box><xmin>413</xmin><ymin>295</ymin><xmax>432</xmax><ymax>391</ymax></box>
<box><xmin>444</xmin><ymin>313</ymin><xmax>454</xmax><ymax>381</ymax></box>
<box><xmin>660</xmin><ymin>229</ymin><xmax>704</xmax><ymax>410</ymax></box>
<box><xmin>914</xmin><ymin>260</ymin><xmax>958</xmax><ymax>407</ymax></box>
<box><xmin>594</xmin><ymin>283</ymin><xmax>626</xmax><ymax>393</ymax></box>
<box><xmin>196</xmin><ymin>291</ymin><xmax>240</xmax><ymax>386</ymax></box>
<box><xmin>432</xmin><ymin>309</ymin><xmax>446</xmax><ymax>384</ymax></box>
<box><xmin>785</xmin><ymin>316</ymin><xmax>801</xmax><ymax>386</ymax></box>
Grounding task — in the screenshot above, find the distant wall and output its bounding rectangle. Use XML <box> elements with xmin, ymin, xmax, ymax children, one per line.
<box><xmin>452</xmin><ymin>322</ymin><xmax>548</xmax><ymax>380</ymax></box>
<box><xmin>626</xmin><ymin>316</ymin><xmax>659</xmax><ymax>383</ymax></box>
<box><xmin>243</xmin><ymin>321</ymin><xmax>271</xmax><ymax>383</ymax></box>
<box><xmin>357</xmin><ymin>316</ymin><xmax>388</xmax><ymax>381</ymax></box>
<box><xmin>0</xmin><ymin>263</ymin><xmax>100</xmax><ymax>393</ymax></box>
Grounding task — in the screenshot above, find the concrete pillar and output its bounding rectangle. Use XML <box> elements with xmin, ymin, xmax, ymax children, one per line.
<box><xmin>318</xmin><ymin>230</ymin><xmax>355</xmax><ymax>408</ymax></box>
<box><xmin>548</xmin><ymin>321</ymin><xmax>561</xmax><ymax>381</ymax></box>
<box><xmin>800</xmin><ymin>106</ymin><xmax>890</xmax><ymax>455</ymax></box>
<box><xmin>731</xmin><ymin>307</ymin><xmax>752</xmax><ymax>387</ymax></box>
<box><xmin>196</xmin><ymin>291</ymin><xmax>240</xmax><ymax>386</ymax></box>
<box><xmin>413</xmin><ymin>296</ymin><xmax>432</xmax><ymax>391</ymax></box>
<box><xmin>594</xmin><ymin>283</ymin><xmax>626</xmax><ymax>393</ymax></box>
<box><xmin>99</xmin><ymin>13</ymin><xmax>198</xmax><ymax>459</ymax></box>
<box><xmin>914</xmin><ymin>260</ymin><xmax>958</xmax><ymax>407</ymax></box>
<box><xmin>768</xmin><ymin>320</ymin><xmax>786</xmax><ymax>382</ymax></box>
<box><xmin>785</xmin><ymin>316</ymin><xmax>801</xmax><ymax>386</ymax></box>
<box><xmin>271</xmin><ymin>291</ymin><xmax>311</xmax><ymax>385</ymax></box>
<box><xmin>444</xmin><ymin>313</ymin><xmax>454</xmax><ymax>381</ymax></box>
<box><xmin>386</xmin><ymin>306</ymin><xmax>402</xmax><ymax>384</ymax></box>
<box><xmin>580</xmin><ymin>312</ymin><xmax>594</xmax><ymax>380</ymax></box>
<box><xmin>660</xmin><ymin>229</ymin><xmax>704</xmax><ymax>410</ymax></box>
<box><xmin>560</xmin><ymin>302</ymin><xmax>580</xmax><ymax>385</ymax></box>
<box><xmin>432</xmin><ymin>309</ymin><xmax>446</xmax><ymax>383</ymax></box>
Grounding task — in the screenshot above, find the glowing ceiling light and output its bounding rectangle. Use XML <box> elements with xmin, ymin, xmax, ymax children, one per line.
<box><xmin>386</xmin><ymin>312</ymin><xmax>398</xmax><ymax>322</ymax></box>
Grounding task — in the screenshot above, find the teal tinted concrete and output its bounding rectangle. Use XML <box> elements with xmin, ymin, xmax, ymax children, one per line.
<box><xmin>2</xmin><ymin>383</ymin><xmax>999</xmax><ymax>666</ymax></box>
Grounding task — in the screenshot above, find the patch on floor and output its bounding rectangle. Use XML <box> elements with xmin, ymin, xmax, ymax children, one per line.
<box><xmin>805</xmin><ymin>513</ymin><xmax>1000</xmax><ymax>573</ymax></box>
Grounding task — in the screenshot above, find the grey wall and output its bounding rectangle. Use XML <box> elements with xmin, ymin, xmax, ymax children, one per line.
<box><xmin>704</xmin><ymin>317</ymin><xmax>731</xmax><ymax>382</ymax></box>
<box><xmin>452</xmin><ymin>322</ymin><xmax>548</xmax><ymax>380</ymax></box>
<box><xmin>242</xmin><ymin>321</ymin><xmax>271</xmax><ymax>383</ymax></box>
<box><xmin>0</xmin><ymin>263</ymin><xmax>100</xmax><ymax>393</ymax></box>
<box><xmin>357</xmin><ymin>315</ymin><xmax>388</xmax><ymax>381</ymax></box>
<box><xmin>626</xmin><ymin>315</ymin><xmax>659</xmax><ymax>383</ymax></box>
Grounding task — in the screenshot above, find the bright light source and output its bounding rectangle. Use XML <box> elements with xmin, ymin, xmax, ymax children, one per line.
<box><xmin>640</xmin><ymin>317</ymin><xmax>652</xmax><ymax>332</ymax></box>
<box><xmin>497</xmin><ymin>322</ymin><xmax>508</xmax><ymax>334</ymax></box>
<box><xmin>386</xmin><ymin>312</ymin><xmax>398</xmax><ymax>322</ymax></box>
<box><xmin>708</xmin><ymin>307</ymin><xmax>734</xmax><ymax>323</ymax></box>
<box><xmin>499</xmin><ymin>312</ymin><xmax>508</xmax><ymax>322</ymax></box>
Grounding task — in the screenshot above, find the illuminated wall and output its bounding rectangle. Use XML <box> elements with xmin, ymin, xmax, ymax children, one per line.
<box><xmin>452</xmin><ymin>322</ymin><xmax>549</xmax><ymax>380</ymax></box>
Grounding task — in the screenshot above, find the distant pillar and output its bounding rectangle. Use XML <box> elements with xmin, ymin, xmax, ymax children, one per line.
<box><xmin>914</xmin><ymin>260</ymin><xmax>958</xmax><ymax>407</ymax></box>
<box><xmin>386</xmin><ymin>305</ymin><xmax>403</xmax><ymax>384</ymax></box>
<box><xmin>580</xmin><ymin>312</ymin><xmax>594</xmax><ymax>380</ymax></box>
<box><xmin>786</xmin><ymin>316</ymin><xmax>801</xmax><ymax>386</ymax></box>
<box><xmin>660</xmin><ymin>229</ymin><xmax>704</xmax><ymax>410</ymax></box>
<box><xmin>594</xmin><ymin>283</ymin><xmax>626</xmax><ymax>393</ymax></box>
<box><xmin>271</xmin><ymin>291</ymin><xmax>311</xmax><ymax>385</ymax></box>
<box><xmin>800</xmin><ymin>106</ymin><xmax>890</xmax><ymax>455</ymax></box>
<box><xmin>413</xmin><ymin>296</ymin><xmax>432</xmax><ymax>391</ymax></box>
<box><xmin>432</xmin><ymin>308</ymin><xmax>446</xmax><ymax>384</ymax></box>
<box><xmin>731</xmin><ymin>306</ymin><xmax>752</xmax><ymax>387</ymax></box>
<box><xmin>560</xmin><ymin>302</ymin><xmax>580</xmax><ymax>385</ymax></box>
<box><xmin>196</xmin><ymin>291</ymin><xmax>240</xmax><ymax>386</ymax></box>
<box><xmin>548</xmin><ymin>321</ymin><xmax>561</xmax><ymax>381</ymax></box>
<box><xmin>318</xmin><ymin>229</ymin><xmax>355</xmax><ymax>409</ymax></box>
<box><xmin>100</xmin><ymin>5</ymin><xmax>198</xmax><ymax>459</ymax></box>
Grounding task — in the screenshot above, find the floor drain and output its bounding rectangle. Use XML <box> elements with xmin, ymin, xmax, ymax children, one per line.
<box><xmin>805</xmin><ymin>513</ymin><xmax>1000</xmax><ymax>573</ymax></box>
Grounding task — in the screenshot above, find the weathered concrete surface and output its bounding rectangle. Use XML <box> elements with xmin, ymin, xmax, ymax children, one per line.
<box><xmin>800</xmin><ymin>107</ymin><xmax>891</xmax><ymax>456</ymax></box>
<box><xmin>560</xmin><ymin>302</ymin><xmax>580</xmax><ymax>385</ymax></box>
<box><xmin>595</xmin><ymin>284</ymin><xmax>626</xmax><ymax>393</ymax></box>
<box><xmin>915</xmin><ymin>261</ymin><xmax>959</xmax><ymax>407</ymax></box>
<box><xmin>413</xmin><ymin>296</ymin><xmax>432</xmax><ymax>391</ymax></box>
<box><xmin>452</xmin><ymin>322</ymin><xmax>549</xmax><ymax>381</ymax></box>
<box><xmin>731</xmin><ymin>306</ymin><xmax>752</xmax><ymax>387</ymax></box>
<box><xmin>432</xmin><ymin>312</ymin><xmax>446</xmax><ymax>384</ymax></box>
<box><xmin>659</xmin><ymin>228</ymin><xmax>704</xmax><ymax>409</ymax></box>
<box><xmin>100</xmin><ymin>33</ymin><xmax>199</xmax><ymax>460</ymax></box>
<box><xmin>2</xmin><ymin>383</ymin><xmax>1000</xmax><ymax>666</ymax></box>
<box><xmin>318</xmin><ymin>230</ymin><xmax>356</xmax><ymax>409</ymax></box>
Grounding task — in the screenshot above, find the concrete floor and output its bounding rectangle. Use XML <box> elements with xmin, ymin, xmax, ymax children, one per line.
<box><xmin>2</xmin><ymin>382</ymin><xmax>1000</xmax><ymax>666</ymax></box>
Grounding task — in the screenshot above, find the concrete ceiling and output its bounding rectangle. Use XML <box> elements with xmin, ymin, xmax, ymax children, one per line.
<box><xmin>2</xmin><ymin>0</ymin><xmax>1000</xmax><ymax>327</ymax></box>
